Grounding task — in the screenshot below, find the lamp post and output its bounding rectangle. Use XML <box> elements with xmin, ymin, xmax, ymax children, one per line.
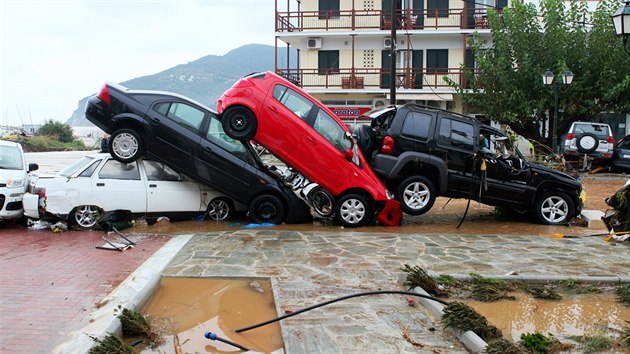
<box><xmin>612</xmin><ymin>0</ymin><xmax>630</xmax><ymax>54</ymax></box>
<box><xmin>542</xmin><ymin>69</ymin><xmax>574</xmax><ymax>153</ymax></box>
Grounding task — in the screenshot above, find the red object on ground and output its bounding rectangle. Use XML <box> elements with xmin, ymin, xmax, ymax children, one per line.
<box><xmin>0</xmin><ymin>228</ymin><xmax>168</xmax><ymax>353</ymax></box>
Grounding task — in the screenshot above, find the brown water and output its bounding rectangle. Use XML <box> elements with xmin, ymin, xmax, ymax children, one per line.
<box><xmin>142</xmin><ymin>277</ymin><xmax>283</xmax><ymax>354</ymax></box>
<box><xmin>465</xmin><ymin>292</ymin><xmax>630</xmax><ymax>344</ymax></box>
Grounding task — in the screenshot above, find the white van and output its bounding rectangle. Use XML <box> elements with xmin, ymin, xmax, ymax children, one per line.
<box><xmin>0</xmin><ymin>140</ymin><xmax>38</xmax><ymax>220</ymax></box>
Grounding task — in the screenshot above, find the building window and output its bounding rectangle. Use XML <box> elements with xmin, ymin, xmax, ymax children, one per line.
<box><xmin>319</xmin><ymin>0</ymin><xmax>340</xmax><ymax>19</ymax></box>
<box><xmin>427</xmin><ymin>0</ymin><xmax>448</xmax><ymax>18</ymax></box>
<box><xmin>318</xmin><ymin>50</ymin><xmax>340</xmax><ymax>75</ymax></box>
<box><xmin>427</xmin><ymin>49</ymin><xmax>448</xmax><ymax>74</ymax></box>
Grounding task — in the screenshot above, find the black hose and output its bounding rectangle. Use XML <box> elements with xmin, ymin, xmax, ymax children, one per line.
<box><xmin>204</xmin><ymin>332</ymin><xmax>250</xmax><ymax>352</ymax></box>
<box><xmin>235</xmin><ymin>290</ymin><xmax>449</xmax><ymax>333</ymax></box>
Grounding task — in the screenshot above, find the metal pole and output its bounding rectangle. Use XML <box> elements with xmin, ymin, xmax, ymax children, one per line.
<box><xmin>390</xmin><ymin>0</ymin><xmax>397</xmax><ymax>104</ymax></box>
<box><xmin>552</xmin><ymin>84</ymin><xmax>559</xmax><ymax>153</ymax></box>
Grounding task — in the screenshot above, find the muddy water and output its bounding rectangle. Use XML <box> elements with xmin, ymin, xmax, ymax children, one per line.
<box><xmin>142</xmin><ymin>277</ymin><xmax>283</xmax><ymax>354</ymax></box>
<box><xmin>464</xmin><ymin>292</ymin><xmax>630</xmax><ymax>344</ymax></box>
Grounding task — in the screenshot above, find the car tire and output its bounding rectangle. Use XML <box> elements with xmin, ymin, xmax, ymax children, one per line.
<box><xmin>576</xmin><ymin>133</ymin><xmax>599</xmax><ymax>154</ymax></box>
<box><xmin>222</xmin><ymin>106</ymin><xmax>258</xmax><ymax>140</ymax></box>
<box><xmin>396</xmin><ymin>175</ymin><xmax>436</xmax><ymax>215</ymax></box>
<box><xmin>108</xmin><ymin>128</ymin><xmax>145</xmax><ymax>163</ymax></box>
<box><xmin>308</xmin><ymin>187</ymin><xmax>334</xmax><ymax>217</ymax></box>
<box><xmin>70</xmin><ymin>205</ymin><xmax>102</xmax><ymax>230</ymax></box>
<box><xmin>249</xmin><ymin>194</ymin><xmax>285</xmax><ymax>224</ymax></box>
<box><xmin>534</xmin><ymin>191</ymin><xmax>575</xmax><ymax>225</ymax></box>
<box><xmin>206</xmin><ymin>197</ymin><xmax>233</xmax><ymax>221</ymax></box>
<box><xmin>334</xmin><ymin>193</ymin><xmax>371</xmax><ymax>228</ymax></box>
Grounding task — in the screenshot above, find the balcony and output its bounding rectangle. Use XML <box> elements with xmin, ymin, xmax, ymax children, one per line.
<box><xmin>276</xmin><ymin>67</ymin><xmax>474</xmax><ymax>90</ymax></box>
<box><xmin>276</xmin><ymin>8</ymin><xmax>493</xmax><ymax>32</ymax></box>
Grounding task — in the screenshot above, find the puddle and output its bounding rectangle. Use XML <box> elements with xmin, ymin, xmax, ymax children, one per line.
<box><xmin>463</xmin><ymin>292</ymin><xmax>630</xmax><ymax>344</ymax></box>
<box><xmin>141</xmin><ymin>277</ymin><xmax>283</xmax><ymax>353</ymax></box>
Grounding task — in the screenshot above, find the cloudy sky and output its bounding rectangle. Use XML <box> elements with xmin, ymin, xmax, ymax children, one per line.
<box><xmin>1</xmin><ymin>0</ymin><xmax>277</xmax><ymax>127</ymax></box>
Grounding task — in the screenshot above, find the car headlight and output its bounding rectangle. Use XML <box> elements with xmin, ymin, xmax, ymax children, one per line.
<box><xmin>6</xmin><ymin>178</ymin><xmax>25</xmax><ymax>188</ymax></box>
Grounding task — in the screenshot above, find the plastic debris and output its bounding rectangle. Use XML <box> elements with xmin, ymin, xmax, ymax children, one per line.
<box><xmin>27</xmin><ymin>219</ymin><xmax>52</xmax><ymax>230</ymax></box>
<box><xmin>156</xmin><ymin>216</ymin><xmax>170</xmax><ymax>223</ymax></box>
<box><xmin>51</xmin><ymin>221</ymin><xmax>68</xmax><ymax>233</ymax></box>
<box><xmin>241</xmin><ymin>223</ymin><xmax>276</xmax><ymax>229</ymax></box>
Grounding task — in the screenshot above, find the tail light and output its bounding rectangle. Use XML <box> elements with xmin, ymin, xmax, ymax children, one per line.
<box><xmin>566</xmin><ymin>133</ymin><xmax>574</xmax><ymax>140</ymax></box>
<box><xmin>381</xmin><ymin>136</ymin><xmax>394</xmax><ymax>155</ymax></box>
<box><xmin>97</xmin><ymin>84</ymin><xmax>111</xmax><ymax>105</ymax></box>
<box><xmin>32</xmin><ymin>187</ymin><xmax>46</xmax><ymax>198</ymax></box>
<box><xmin>607</xmin><ymin>136</ymin><xmax>615</xmax><ymax>143</ymax></box>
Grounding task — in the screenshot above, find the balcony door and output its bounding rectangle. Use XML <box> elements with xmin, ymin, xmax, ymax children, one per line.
<box><xmin>412</xmin><ymin>50</ymin><xmax>423</xmax><ymax>88</ymax></box>
<box><xmin>381</xmin><ymin>50</ymin><xmax>392</xmax><ymax>89</ymax></box>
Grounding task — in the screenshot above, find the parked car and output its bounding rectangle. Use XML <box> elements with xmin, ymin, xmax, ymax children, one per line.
<box><xmin>84</xmin><ymin>83</ymin><xmax>311</xmax><ymax>225</ymax></box>
<box><xmin>561</xmin><ymin>121</ymin><xmax>614</xmax><ymax>162</ymax></box>
<box><xmin>217</xmin><ymin>71</ymin><xmax>401</xmax><ymax>227</ymax></box>
<box><xmin>612</xmin><ymin>134</ymin><xmax>630</xmax><ymax>173</ymax></box>
<box><xmin>357</xmin><ymin>104</ymin><xmax>584</xmax><ymax>225</ymax></box>
<box><xmin>23</xmin><ymin>154</ymin><xmax>247</xmax><ymax>229</ymax></box>
<box><xmin>0</xmin><ymin>140</ymin><xmax>38</xmax><ymax>221</ymax></box>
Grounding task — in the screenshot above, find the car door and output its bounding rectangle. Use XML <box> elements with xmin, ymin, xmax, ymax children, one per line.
<box><xmin>434</xmin><ymin>116</ymin><xmax>477</xmax><ymax>196</ymax></box>
<box><xmin>145</xmin><ymin>101</ymin><xmax>205</xmax><ymax>171</ymax></box>
<box><xmin>141</xmin><ymin>159</ymin><xmax>202</xmax><ymax>213</ymax></box>
<box><xmin>91</xmin><ymin>159</ymin><xmax>147</xmax><ymax>213</ymax></box>
<box><xmin>194</xmin><ymin>114</ymin><xmax>255</xmax><ymax>202</ymax></box>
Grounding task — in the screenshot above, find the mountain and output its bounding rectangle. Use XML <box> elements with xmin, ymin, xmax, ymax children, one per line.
<box><xmin>66</xmin><ymin>44</ymin><xmax>295</xmax><ymax>126</ymax></box>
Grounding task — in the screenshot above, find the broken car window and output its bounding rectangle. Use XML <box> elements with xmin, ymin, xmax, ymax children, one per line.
<box><xmin>98</xmin><ymin>160</ymin><xmax>141</xmax><ymax>180</ymax></box>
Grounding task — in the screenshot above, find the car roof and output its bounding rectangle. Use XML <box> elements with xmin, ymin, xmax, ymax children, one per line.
<box><xmin>106</xmin><ymin>82</ymin><xmax>217</xmax><ymax>113</ymax></box>
<box><xmin>0</xmin><ymin>140</ymin><xmax>21</xmax><ymax>148</ymax></box>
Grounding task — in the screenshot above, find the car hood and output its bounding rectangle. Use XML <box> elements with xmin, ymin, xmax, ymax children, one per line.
<box><xmin>530</xmin><ymin>163</ymin><xmax>581</xmax><ymax>186</ymax></box>
<box><xmin>0</xmin><ymin>169</ymin><xmax>26</xmax><ymax>183</ymax></box>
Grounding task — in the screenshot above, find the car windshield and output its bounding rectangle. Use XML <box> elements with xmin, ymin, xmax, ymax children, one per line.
<box><xmin>618</xmin><ymin>138</ymin><xmax>630</xmax><ymax>149</ymax></box>
<box><xmin>573</xmin><ymin>123</ymin><xmax>610</xmax><ymax>139</ymax></box>
<box><xmin>59</xmin><ymin>156</ymin><xmax>95</xmax><ymax>177</ymax></box>
<box><xmin>0</xmin><ymin>146</ymin><xmax>23</xmax><ymax>170</ymax></box>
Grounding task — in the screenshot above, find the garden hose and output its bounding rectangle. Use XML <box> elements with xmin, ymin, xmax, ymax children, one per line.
<box><xmin>235</xmin><ymin>290</ymin><xmax>449</xmax><ymax>333</ymax></box>
<box><xmin>204</xmin><ymin>331</ymin><xmax>250</xmax><ymax>351</ymax></box>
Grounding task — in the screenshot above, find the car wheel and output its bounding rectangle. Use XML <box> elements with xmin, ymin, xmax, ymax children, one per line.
<box><xmin>108</xmin><ymin>128</ymin><xmax>144</xmax><ymax>163</ymax></box>
<box><xmin>222</xmin><ymin>106</ymin><xmax>258</xmax><ymax>140</ymax></box>
<box><xmin>534</xmin><ymin>191</ymin><xmax>575</xmax><ymax>225</ymax></box>
<box><xmin>249</xmin><ymin>194</ymin><xmax>285</xmax><ymax>224</ymax></box>
<box><xmin>206</xmin><ymin>197</ymin><xmax>233</xmax><ymax>221</ymax></box>
<box><xmin>71</xmin><ymin>205</ymin><xmax>102</xmax><ymax>229</ymax></box>
<box><xmin>308</xmin><ymin>187</ymin><xmax>334</xmax><ymax>217</ymax></box>
<box><xmin>396</xmin><ymin>176</ymin><xmax>436</xmax><ymax>215</ymax></box>
<box><xmin>576</xmin><ymin>133</ymin><xmax>599</xmax><ymax>154</ymax></box>
<box><xmin>335</xmin><ymin>194</ymin><xmax>371</xmax><ymax>228</ymax></box>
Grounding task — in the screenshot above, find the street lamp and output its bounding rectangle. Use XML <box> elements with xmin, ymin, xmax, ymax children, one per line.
<box><xmin>542</xmin><ymin>69</ymin><xmax>574</xmax><ymax>153</ymax></box>
<box><xmin>612</xmin><ymin>0</ymin><xmax>630</xmax><ymax>54</ymax></box>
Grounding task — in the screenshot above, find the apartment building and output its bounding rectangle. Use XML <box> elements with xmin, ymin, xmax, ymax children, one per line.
<box><xmin>274</xmin><ymin>0</ymin><xmax>506</xmax><ymax>120</ymax></box>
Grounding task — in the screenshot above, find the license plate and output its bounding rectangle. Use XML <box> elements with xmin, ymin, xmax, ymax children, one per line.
<box><xmin>623</xmin><ymin>154</ymin><xmax>630</xmax><ymax>159</ymax></box>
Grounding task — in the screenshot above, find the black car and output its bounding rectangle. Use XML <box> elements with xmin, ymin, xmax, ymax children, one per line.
<box><xmin>612</xmin><ymin>135</ymin><xmax>630</xmax><ymax>173</ymax></box>
<box><xmin>354</xmin><ymin>104</ymin><xmax>584</xmax><ymax>225</ymax></box>
<box><xmin>85</xmin><ymin>83</ymin><xmax>311</xmax><ymax>224</ymax></box>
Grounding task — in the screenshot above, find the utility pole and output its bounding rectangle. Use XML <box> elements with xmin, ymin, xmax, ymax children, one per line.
<box><xmin>389</xmin><ymin>0</ymin><xmax>397</xmax><ymax>105</ymax></box>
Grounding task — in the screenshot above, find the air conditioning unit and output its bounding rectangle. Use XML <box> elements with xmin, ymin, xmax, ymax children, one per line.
<box><xmin>307</xmin><ymin>37</ymin><xmax>322</xmax><ymax>49</ymax></box>
<box><xmin>373</xmin><ymin>98</ymin><xmax>388</xmax><ymax>108</ymax></box>
<box><xmin>384</xmin><ymin>37</ymin><xmax>396</xmax><ymax>48</ymax></box>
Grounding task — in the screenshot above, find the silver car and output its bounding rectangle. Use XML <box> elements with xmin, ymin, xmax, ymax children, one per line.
<box><xmin>561</xmin><ymin>122</ymin><xmax>614</xmax><ymax>161</ymax></box>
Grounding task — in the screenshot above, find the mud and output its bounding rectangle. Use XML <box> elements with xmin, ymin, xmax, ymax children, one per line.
<box><xmin>142</xmin><ymin>277</ymin><xmax>283</xmax><ymax>354</ymax></box>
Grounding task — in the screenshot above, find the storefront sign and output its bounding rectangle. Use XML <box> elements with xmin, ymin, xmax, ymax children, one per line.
<box><xmin>329</xmin><ymin>107</ymin><xmax>372</xmax><ymax>120</ymax></box>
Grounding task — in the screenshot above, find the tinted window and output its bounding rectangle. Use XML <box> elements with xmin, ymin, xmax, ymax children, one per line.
<box><xmin>205</xmin><ymin>116</ymin><xmax>251</xmax><ymax>162</ymax></box>
<box><xmin>401</xmin><ymin>111</ymin><xmax>432</xmax><ymax>140</ymax></box>
<box><xmin>312</xmin><ymin>108</ymin><xmax>351</xmax><ymax>152</ymax></box>
<box><xmin>438</xmin><ymin>118</ymin><xmax>451</xmax><ymax>146</ymax></box>
<box><xmin>154</xmin><ymin>102</ymin><xmax>170</xmax><ymax>116</ymax></box>
<box><xmin>78</xmin><ymin>160</ymin><xmax>101</xmax><ymax>177</ymax></box>
<box><xmin>618</xmin><ymin>138</ymin><xmax>630</xmax><ymax>149</ymax></box>
<box><xmin>166</xmin><ymin>103</ymin><xmax>205</xmax><ymax>131</ymax></box>
<box><xmin>143</xmin><ymin>160</ymin><xmax>181</xmax><ymax>181</ymax></box>
<box><xmin>272</xmin><ymin>85</ymin><xmax>314</xmax><ymax>121</ymax></box>
<box><xmin>438</xmin><ymin>118</ymin><xmax>474</xmax><ymax>151</ymax></box>
<box><xmin>573</xmin><ymin>123</ymin><xmax>610</xmax><ymax>139</ymax></box>
<box><xmin>98</xmin><ymin>160</ymin><xmax>141</xmax><ymax>180</ymax></box>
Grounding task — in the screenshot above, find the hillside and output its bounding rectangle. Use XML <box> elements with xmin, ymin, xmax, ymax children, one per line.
<box><xmin>66</xmin><ymin>44</ymin><xmax>294</xmax><ymax>126</ymax></box>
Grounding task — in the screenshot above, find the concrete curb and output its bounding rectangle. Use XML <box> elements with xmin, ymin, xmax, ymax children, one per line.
<box><xmin>52</xmin><ymin>234</ymin><xmax>193</xmax><ymax>354</ymax></box>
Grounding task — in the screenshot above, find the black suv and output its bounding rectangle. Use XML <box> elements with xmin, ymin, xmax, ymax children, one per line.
<box><xmin>85</xmin><ymin>82</ymin><xmax>311</xmax><ymax>225</ymax></box>
<box><xmin>354</xmin><ymin>104</ymin><xmax>584</xmax><ymax>225</ymax></box>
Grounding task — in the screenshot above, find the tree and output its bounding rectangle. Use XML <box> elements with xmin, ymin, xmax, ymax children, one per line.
<box><xmin>451</xmin><ymin>0</ymin><xmax>630</xmax><ymax>144</ymax></box>
<box><xmin>36</xmin><ymin>120</ymin><xmax>75</xmax><ymax>143</ymax></box>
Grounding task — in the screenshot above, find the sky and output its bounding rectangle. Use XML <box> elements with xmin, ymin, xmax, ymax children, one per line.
<box><xmin>0</xmin><ymin>0</ymin><xmax>277</xmax><ymax>127</ymax></box>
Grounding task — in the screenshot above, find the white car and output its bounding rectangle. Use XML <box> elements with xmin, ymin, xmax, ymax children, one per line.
<box><xmin>23</xmin><ymin>153</ymin><xmax>244</xmax><ymax>229</ymax></box>
<box><xmin>0</xmin><ymin>140</ymin><xmax>38</xmax><ymax>220</ymax></box>
<box><xmin>561</xmin><ymin>122</ymin><xmax>615</xmax><ymax>161</ymax></box>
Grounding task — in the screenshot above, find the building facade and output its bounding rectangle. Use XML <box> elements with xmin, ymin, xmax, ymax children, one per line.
<box><xmin>274</xmin><ymin>0</ymin><xmax>506</xmax><ymax>121</ymax></box>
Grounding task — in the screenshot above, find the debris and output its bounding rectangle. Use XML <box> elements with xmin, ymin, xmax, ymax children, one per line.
<box><xmin>242</xmin><ymin>222</ymin><xmax>276</xmax><ymax>229</ymax></box>
<box><xmin>96</xmin><ymin>228</ymin><xmax>136</xmax><ymax>252</ymax></box>
<box><xmin>51</xmin><ymin>221</ymin><xmax>68</xmax><ymax>233</ymax></box>
<box><xmin>98</xmin><ymin>210</ymin><xmax>134</xmax><ymax>232</ymax></box>
<box><xmin>156</xmin><ymin>216</ymin><xmax>170</xmax><ymax>223</ymax></box>
<box><xmin>27</xmin><ymin>219</ymin><xmax>51</xmax><ymax>230</ymax></box>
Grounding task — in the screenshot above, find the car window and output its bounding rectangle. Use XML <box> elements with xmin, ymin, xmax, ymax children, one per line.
<box><xmin>401</xmin><ymin>111</ymin><xmax>432</xmax><ymax>141</ymax></box>
<box><xmin>437</xmin><ymin>118</ymin><xmax>474</xmax><ymax>151</ymax></box>
<box><xmin>618</xmin><ymin>138</ymin><xmax>630</xmax><ymax>149</ymax></box>
<box><xmin>143</xmin><ymin>160</ymin><xmax>182</xmax><ymax>181</ymax></box>
<box><xmin>0</xmin><ymin>145</ymin><xmax>23</xmax><ymax>170</ymax></box>
<box><xmin>205</xmin><ymin>116</ymin><xmax>252</xmax><ymax>163</ymax></box>
<box><xmin>272</xmin><ymin>85</ymin><xmax>314</xmax><ymax>121</ymax></box>
<box><xmin>98</xmin><ymin>160</ymin><xmax>141</xmax><ymax>180</ymax></box>
<box><xmin>59</xmin><ymin>156</ymin><xmax>94</xmax><ymax>177</ymax></box>
<box><xmin>154</xmin><ymin>102</ymin><xmax>170</xmax><ymax>116</ymax></box>
<box><xmin>312</xmin><ymin>108</ymin><xmax>352</xmax><ymax>152</ymax></box>
<box><xmin>78</xmin><ymin>160</ymin><xmax>101</xmax><ymax>177</ymax></box>
<box><xmin>573</xmin><ymin>123</ymin><xmax>610</xmax><ymax>138</ymax></box>
<box><xmin>165</xmin><ymin>103</ymin><xmax>205</xmax><ymax>131</ymax></box>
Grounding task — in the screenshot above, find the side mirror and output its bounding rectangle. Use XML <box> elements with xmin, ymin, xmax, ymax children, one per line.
<box><xmin>344</xmin><ymin>148</ymin><xmax>354</xmax><ymax>161</ymax></box>
<box><xmin>28</xmin><ymin>163</ymin><xmax>39</xmax><ymax>173</ymax></box>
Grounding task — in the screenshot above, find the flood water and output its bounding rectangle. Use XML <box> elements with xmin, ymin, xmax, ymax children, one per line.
<box><xmin>465</xmin><ymin>292</ymin><xmax>630</xmax><ymax>346</ymax></box>
<box><xmin>142</xmin><ymin>277</ymin><xmax>283</xmax><ymax>354</ymax></box>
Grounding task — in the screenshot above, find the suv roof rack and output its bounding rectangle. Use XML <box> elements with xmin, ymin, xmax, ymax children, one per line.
<box><xmin>404</xmin><ymin>103</ymin><xmax>480</xmax><ymax>123</ymax></box>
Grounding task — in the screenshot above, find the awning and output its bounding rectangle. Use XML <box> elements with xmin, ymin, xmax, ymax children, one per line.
<box><xmin>385</xmin><ymin>93</ymin><xmax>453</xmax><ymax>101</ymax></box>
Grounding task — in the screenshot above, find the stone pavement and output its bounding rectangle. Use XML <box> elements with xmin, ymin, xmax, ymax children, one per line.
<box><xmin>162</xmin><ymin>230</ymin><xmax>630</xmax><ymax>353</ymax></box>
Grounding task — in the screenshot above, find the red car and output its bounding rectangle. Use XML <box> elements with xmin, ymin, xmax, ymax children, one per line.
<box><xmin>217</xmin><ymin>71</ymin><xmax>401</xmax><ymax>227</ymax></box>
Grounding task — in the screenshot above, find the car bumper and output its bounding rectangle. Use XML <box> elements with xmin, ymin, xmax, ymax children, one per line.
<box><xmin>22</xmin><ymin>192</ymin><xmax>40</xmax><ymax>219</ymax></box>
<box><xmin>612</xmin><ymin>158</ymin><xmax>630</xmax><ymax>171</ymax></box>
<box><xmin>0</xmin><ymin>192</ymin><xmax>24</xmax><ymax>220</ymax></box>
<box><xmin>376</xmin><ymin>199</ymin><xmax>402</xmax><ymax>226</ymax></box>
<box><xmin>563</xmin><ymin>148</ymin><xmax>612</xmax><ymax>160</ymax></box>
<box><xmin>84</xmin><ymin>96</ymin><xmax>113</xmax><ymax>133</ymax></box>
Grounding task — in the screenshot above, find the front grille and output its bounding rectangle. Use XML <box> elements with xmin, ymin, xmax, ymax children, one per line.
<box><xmin>6</xmin><ymin>201</ymin><xmax>22</xmax><ymax>211</ymax></box>
<box><xmin>0</xmin><ymin>183</ymin><xmax>6</xmax><ymax>187</ymax></box>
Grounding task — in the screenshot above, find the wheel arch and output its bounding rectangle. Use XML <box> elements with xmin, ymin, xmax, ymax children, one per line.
<box><xmin>110</xmin><ymin>114</ymin><xmax>152</xmax><ymax>142</ymax></box>
<box><xmin>390</xmin><ymin>152</ymin><xmax>447</xmax><ymax>194</ymax></box>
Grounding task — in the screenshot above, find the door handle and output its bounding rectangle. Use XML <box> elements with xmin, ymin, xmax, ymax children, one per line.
<box><xmin>149</xmin><ymin>184</ymin><xmax>157</xmax><ymax>188</ymax></box>
<box><xmin>96</xmin><ymin>183</ymin><xmax>105</xmax><ymax>187</ymax></box>
<box><xmin>204</xmin><ymin>146</ymin><xmax>212</xmax><ymax>152</ymax></box>
<box><xmin>269</xmin><ymin>105</ymin><xmax>278</xmax><ymax>113</ymax></box>
<box><xmin>151</xmin><ymin>117</ymin><xmax>160</xmax><ymax>123</ymax></box>
<box><xmin>306</xmin><ymin>136</ymin><xmax>316</xmax><ymax>145</ymax></box>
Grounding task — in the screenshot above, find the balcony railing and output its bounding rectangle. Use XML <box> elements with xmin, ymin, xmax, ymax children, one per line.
<box><xmin>276</xmin><ymin>8</ymin><xmax>494</xmax><ymax>32</ymax></box>
<box><xmin>276</xmin><ymin>68</ymin><xmax>474</xmax><ymax>90</ymax></box>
